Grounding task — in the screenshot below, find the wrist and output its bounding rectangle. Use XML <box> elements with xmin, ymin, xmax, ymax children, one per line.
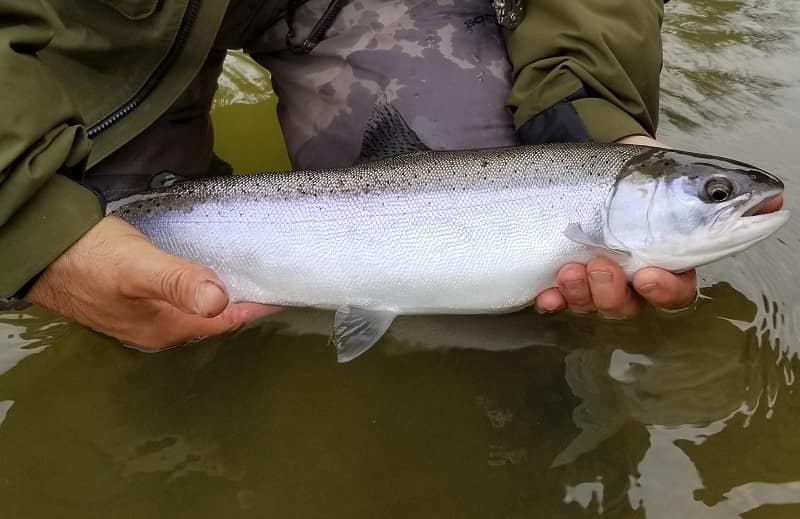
<box><xmin>615</xmin><ymin>135</ymin><xmax>669</xmax><ymax>148</ymax></box>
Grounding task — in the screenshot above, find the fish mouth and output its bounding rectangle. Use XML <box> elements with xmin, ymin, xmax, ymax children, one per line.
<box><xmin>742</xmin><ymin>190</ymin><xmax>784</xmax><ymax>217</ymax></box>
<box><xmin>720</xmin><ymin>187</ymin><xmax>789</xmax><ymax>251</ymax></box>
<box><xmin>692</xmin><ymin>201</ymin><xmax>790</xmax><ymax>271</ymax></box>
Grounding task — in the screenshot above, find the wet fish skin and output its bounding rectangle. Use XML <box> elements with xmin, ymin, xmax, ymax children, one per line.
<box><xmin>111</xmin><ymin>143</ymin><xmax>789</xmax><ymax>361</ymax></box>
<box><xmin>112</xmin><ymin>144</ymin><xmax>635</xmax><ymax>312</ymax></box>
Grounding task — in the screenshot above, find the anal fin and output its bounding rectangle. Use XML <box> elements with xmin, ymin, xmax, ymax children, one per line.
<box><xmin>332</xmin><ymin>306</ymin><xmax>397</xmax><ymax>363</ymax></box>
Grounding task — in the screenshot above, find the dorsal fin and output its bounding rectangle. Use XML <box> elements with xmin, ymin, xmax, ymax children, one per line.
<box><xmin>357</xmin><ymin>101</ymin><xmax>430</xmax><ymax>162</ymax></box>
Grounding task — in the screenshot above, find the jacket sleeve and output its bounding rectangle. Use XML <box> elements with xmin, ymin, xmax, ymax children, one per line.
<box><xmin>503</xmin><ymin>0</ymin><xmax>665</xmax><ymax>144</ymax></box>
<box><xmin>0</xmin><ymin>0</ymin><xmax>103</xmax><ymax>298</ymax></box>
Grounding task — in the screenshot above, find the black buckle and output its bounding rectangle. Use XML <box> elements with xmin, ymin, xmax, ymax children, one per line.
<box><xmin>492</xmin><ymin>0</ymin><xmax>524</xmax><ymax>29</ymax></box>
<box><xmin>0</xmin><ymin>296</ymin><xmax>31</xmax><ymax>312</ymax></box>
<box><xmin>1</xmin><ymin>272</ymin><xmax>42</xmax><ymax>311</ymax></box>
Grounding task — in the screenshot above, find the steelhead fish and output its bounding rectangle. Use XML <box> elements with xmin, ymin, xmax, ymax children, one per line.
<box><xmin>111</xmin><ymin>143</ymin><xmax>789</xmax><ymax>361</ymax></box>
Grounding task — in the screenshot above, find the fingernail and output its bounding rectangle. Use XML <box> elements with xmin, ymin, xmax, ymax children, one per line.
<box><xmin>600</xmin><ymin>311</ymin><xmax>629</xmax><ymax>321</ymax></box>
<box><xmin>638</xmin><ymin>282</ymin><xmax>658</xmax><ymax>294</ymax></box>
<box><xmin>535</xmin><ymin>305</ymin><xmax>559</xmax><ymax>315</ymax></box>
<box><xmin>195</xmin><ymin>281</ymin><xmax>226</xmax><ymax>316</ymax></box>
<box><xmin>589</xmin><ymin>270</ymin><xmax>612</xmax><ymax>285</ymax></box>
<box><xmin>562</xmin><ymin>279</ymin><xmax>586</xmax><ymax>293</ymax></box>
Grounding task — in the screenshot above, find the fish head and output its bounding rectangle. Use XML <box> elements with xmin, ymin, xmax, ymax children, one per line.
<box><xmin>604</xmin><ymin>147</ymin><xmax>790</xmax><ymax>272</ymax></box>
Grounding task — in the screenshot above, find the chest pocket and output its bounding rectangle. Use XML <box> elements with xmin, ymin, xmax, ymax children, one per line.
<box><xmin>99</xmin><ymin>0</ymin><xmax>161</xmax><ymax>20</ymax></box>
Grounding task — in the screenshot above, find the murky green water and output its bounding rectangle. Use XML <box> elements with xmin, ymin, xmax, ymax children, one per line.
<box><xmin>3</xmin><ymin>2</ymin><xmax>800</xmax><ymax>517</ymax></box>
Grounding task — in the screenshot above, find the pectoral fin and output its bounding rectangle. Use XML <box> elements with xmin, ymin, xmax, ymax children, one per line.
<box><xmin>332</xmin><ymin>306</ymin><xmax>397</xmax><ymax>363</ymax></box>
<box><xmin>563</xmin><ymin>223</ymin><xmax>629</xmax><ymax>260</ymax></box>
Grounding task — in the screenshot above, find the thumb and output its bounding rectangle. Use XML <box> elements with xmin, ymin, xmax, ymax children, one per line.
<box><xmin>120</xmin><ymin>240</ymin><xmax>230</xmax><ymax>317</ymax></box>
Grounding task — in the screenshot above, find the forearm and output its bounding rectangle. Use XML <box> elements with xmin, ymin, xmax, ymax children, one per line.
<box><xmin>504</xmin><ymin>0</ymin><xmax>665</xmax><ymax>144</ymax></box>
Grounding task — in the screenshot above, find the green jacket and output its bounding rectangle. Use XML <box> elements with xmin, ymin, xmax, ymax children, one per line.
<box><xmin>504</xmin><ymin>0</ymin><xmax>664</xmax><ymax>144</ymax></box>
<box><xmin>0</xmin><ymin>0</ymin><xmax>664</xmax><ymax>298</ymax></box>
<box><xmin>0</xmin><ymin>0</ymin><xmax>229</xmax><ymax>297</ymax></box>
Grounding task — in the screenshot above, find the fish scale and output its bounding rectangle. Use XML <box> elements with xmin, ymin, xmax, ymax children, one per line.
<box><xmin>111</xmin><ymin>143</ymin><xmax>788</xmax><ymax>361</ymax></box>
<box><xmin>113</xmin><ymin>143</ymin><xmax>638</xmax><ymax>312</ymax></box>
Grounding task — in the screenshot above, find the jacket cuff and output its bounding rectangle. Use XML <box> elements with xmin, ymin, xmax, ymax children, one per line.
<box><xmin>517</xmin><ymin>91</ymin><xmax>591</xmax><ymax>145</ymax></box>
<box><xmin>0</xmin><ymin>175</ymin><xmax>103</xmax><ymax>298</ymax></box>
<box><xmin>571</xmin><ymin>97</ymin><xmax>650</xmax><ymax>143</ymax></box>
<box><xmin>517</xmin><ymin>94</ymin><xmax>652</xmax><ymax>146</ymax></box>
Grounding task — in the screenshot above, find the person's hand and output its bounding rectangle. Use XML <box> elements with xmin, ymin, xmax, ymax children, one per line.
<box><xmin>535</xmin><ymin>134</ymin><xmax>693</xmax><ymax>318</ymax></box>
<box><xmin>27</xmin><ymin>216</ymin><xmax>280</xmax><ymax>349</ymax></box>
<box><xmin>535</xmin><ymin>259</ymin><xmax>698</xmax><ymax>318</ymax></box>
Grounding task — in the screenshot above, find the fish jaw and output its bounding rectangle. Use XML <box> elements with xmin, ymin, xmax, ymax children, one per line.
<box><xmin>626</xmin><ymin>209</ymin><xmax>791</xmax><ymax>273</ymax></box>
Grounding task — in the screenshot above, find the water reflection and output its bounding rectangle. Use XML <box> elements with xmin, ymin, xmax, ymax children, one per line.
<box><xmin>211</xmin><ymin>52</ymin><xmax>292</xmax><ymax>173</ymax></box>
<box><xmin>552</xmin><ymin>281</ymin><xmax>800</xmax><ymax>518</ymax></box>
<box><xmin>661</xmin><ymin>0</ymin><xmax>800</xmax><ymax>131</ymax></box>
<box><xmin>213</xmin><ymin>52</ymin><xmax>277</xmax><ymax>109</ymax></box>
<box><xmin>0</xmin><ymin>309</ymin><xmax>64</xmax><ymax>378</ymax></box>
<box><xmin>0</xmin><ymin>281</ymin><xmax>797</xmax><ymax>517</ymax></box>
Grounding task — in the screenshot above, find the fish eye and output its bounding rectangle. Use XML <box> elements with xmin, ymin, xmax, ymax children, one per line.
<box><xmin>705</xmin><ymin>177</ymin><xmax>734</xmax><ymax>202</ymax></box>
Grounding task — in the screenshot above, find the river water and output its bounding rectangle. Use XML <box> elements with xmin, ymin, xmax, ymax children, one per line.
<box><xmin>2</xmin><ymin>1</ymin><xmax>800</xmax><ymax>517</ymax></box>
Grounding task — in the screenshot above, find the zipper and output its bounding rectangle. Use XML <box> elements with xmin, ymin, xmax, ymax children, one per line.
<box><xmin>87</xmin><ymin>0</ymin><xmax>202</xmax><ymax>138</ymax></box>
<box><xmin>285</xmin><ymin>0</ymin><xmax>346</xmax><ymax>54</ymax></box>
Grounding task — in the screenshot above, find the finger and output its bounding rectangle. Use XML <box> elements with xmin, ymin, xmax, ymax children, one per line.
<box><xmin>557</xmin><ymin>263</ymin><xmax>595</xmax><ymax>313</ymax></box>
<box><xmin>183</xmin><ymin>303</ymin><xmax>269</xmax><ymax>337</ymax></box>
<box><xmin>127</xmin><ymin>302</ymin><xmax>273</xmax><ymax>350</ymax></box>
<box><xmin>633</xmin><ymin>268</ymin><xmax>697</xmax><ymax>309</ymax></box>
<box><xmin>167</xmin><ymin>302</ymin><xmax>284</xmax><ymax>342</ymax></box>
<box><xmin>118</xmin><ymin>241</ymin><xmax>229</xmax><ymax>318</ymax></box>
<box><xmin>586</xmin><ymin>258</ymin><xmax>641</xmax><ymax>319</ymax></box>
<box><xmin>615</xmin><ymin>135</ymin><xmax>669</xmax><ymax>149</ymax></box>
<box><xmin>232</xmin><ymin>302</ymin><xmax>284</xmax><ymax>321</ymax></box>
<box><xmin>535</xmin><ymin>288</ymin><xmax>566</xmax><ymax>313</ymax></box>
